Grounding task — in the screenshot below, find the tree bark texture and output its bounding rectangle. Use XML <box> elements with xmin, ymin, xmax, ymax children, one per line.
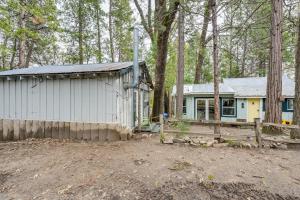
<box><xmin>265</xmin><ymin>0</ymin><xmax>283</xmax><ymax>124</ymax></box>
<box><xmin>151</xmin><ymin>0</ymin><xmax>180</xmax><ymax>121</ymax></box>
<box><xmin>176</xmin><ymin>5</ymin><xmax>185</xmax><ymax>119</ymax></box>
<box><xmin>211</xmin><ymin>0</ymin><xmax>220</xmax><ymax>135</ymax></box>
<box><xmin>17</xmin><ymin>5</ymin><xmax>26</xmax><ymax>68</ymax></box>
<box><xmin>291</xmin><ymin>13</ymin><xmax>300</xmax><ymax>139</ymax></box>
<box><xmin>95</xmin><ymin>2</ymin><xmax>102</xmax><ymax>63</ymax></box>
<box><xmin>109</xmin><ymin>0</ymin><xmax>115</xmax><ymax>62</ymax></box>
<box><xmin>10</xmin><ymin>38</ymin><xmax>17</xmax><ymax>69</ymax></box>
<box><xmin>78</xmin><ymin>0</ymin><xmax>84</xmax><ymax>64</ymax></box>
<box><xmin>25</xmin><ymin>41</ymin><xmax>34</xmax><ymax>67</ymax></box>
<box><xmin>194</xmin><ymin>0</ymin><xmax>211</xmax><ymax>84</ymax></box>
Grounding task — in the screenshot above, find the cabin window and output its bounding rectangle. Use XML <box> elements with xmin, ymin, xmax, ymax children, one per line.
<box><xmin>183</xmin><ymin>98</ymin><xmax>187</xmax><ymax>115</ymax></box>
<box><xmin>241</xmin><ymin>103</ymin><xmax>245</xmax><ymax>109</ymax></box>
<box><xmin>287</xmin><ymin>99</ymin><xmax>294</xmax><ymax>111</ymax></box>
<box><xmin>222</xmin><ymin>99</ymin><xmax>236</xmax><ymax>117</ymax></box>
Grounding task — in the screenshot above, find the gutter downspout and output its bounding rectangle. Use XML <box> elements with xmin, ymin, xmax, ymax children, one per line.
<box><xmin>123</xmin><ymin>26</ymin><xmax>140</xmax><ymax>129</ymax></box>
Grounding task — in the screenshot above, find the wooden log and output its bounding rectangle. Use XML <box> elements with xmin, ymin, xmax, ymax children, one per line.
<box><xmin>255</xmin><ymin>118</ymin><xmax>262</xmax><ymax>148</ymax></box>
<box><xmin>164</xmin><ymin>130</ymin><xmax>221</xmax><ymax>138</ymax></box>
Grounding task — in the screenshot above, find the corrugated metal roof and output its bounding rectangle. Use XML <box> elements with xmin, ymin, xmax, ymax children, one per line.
<box><xmin>172</xmin><ymin>75</ymin><xmax>295</xmax><ymax>97</ymax></box>
<box><xmin>172</xmin><ymin>83</ymin><xmax>235</xmax><ymax>96</ymax></box>
<box><xmin>223</xmin><ymin>75</ymin><xmax>294</xmax><ymax>97</ymax></box>
<box><xmin>0</xmin><ymin>62</ymin><xmax>141</xmax><ymax>76</ymax></box>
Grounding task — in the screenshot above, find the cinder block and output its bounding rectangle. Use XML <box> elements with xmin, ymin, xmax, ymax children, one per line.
<box><xmin>38</xmin><ymin>121</ymin><xmax>45</xmax><ymax>138</ymax></box>
<box><xmin>76</xmin><ymin>122</ymin><xmax>83</xmax><ymax>140</ymax></box>
<box><xmin>13</xmin><ymin>120</ymin><xmax>20</xmax><ymax>141</ymax></box>
<box><xmin>52</xmin><ymin>121</ymin><xmax>59</xmax><ymax>139</ymax></box>
<box><xmin>0</xmin><ymin>119</ymin><xmax>3</xmax><ymax>141</ymax></box>
<box><xmin>19</xmin><ymin>120</ymin><xmax>26</xmax><ymax>140</ymax></box>
<box><xmin>58</xmin><ymin>122</ymin><xmax>65</xmax><ymax>140</ymax></box>
<box><xmin>98</xmin><ymin>124</ymin><xmax>108</xmax><ymax>142</ymax></box>
<box><xmin>25</xmin><ymin>120</ymin><xmax>33</xmax><ymax>139</ymax></box>
<box><xmin>45</xmin><ymin>121</ymin><xmax>52</xmax><ymax>138</ymax></box>
<box><xmin>83</xmin><ymin>123</ymin><xmax>91</xmax><ymax>141</ymax></box>
<box><xmin>32</xmin><ymin>120</ymin><xmax>39</xmax><ymax>138</ymax></box>
<box><xmin>64</xmin><ymin>122</ymin><xmax>70</xmax><ymax>139</ymax></box>
<box><xmin>91</xmin><ymin>123</ymin><xmax>99</xmax><ymax>141</ymax></box>
<box><xmin>70</xmin><ymin>122</ymin><xmax>77</xmax><ymax>140</ymax></box>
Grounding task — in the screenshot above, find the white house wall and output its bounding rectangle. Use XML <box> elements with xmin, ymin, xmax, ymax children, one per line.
<box><xmin>0</xmin><ymin>72</ymin><xmax>134</xmax><ymax>128</ymax></box>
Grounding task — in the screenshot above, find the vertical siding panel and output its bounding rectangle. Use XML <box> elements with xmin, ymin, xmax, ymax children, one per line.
<box><xmin>40</xmin><ymin>79</ymin><xmax>47</xmax><ymax>120</ymax></box>
<box><xmin>0</xmin><ymin>79</ymin><xmax>4</xmax><ymax>118</ymax></box>
<box><xmin>27</xmin><ymin>78</ymin><xmax>33</xmax><ymax>120</ymax></box>
<box><xmin>21</xmin><ymin>79</ymin><xmax>28</xmax><ymax>120</ymax></box>
<box><xmin>15</xmin><ymin>80</ymin><xmax>22</xmax><ymax>119</ymax></box>
<box><xmin>9</xmin><ymin>80</ymin><xmax>16</xmax><ymax>119</ymax></box>
<box><xmin>97</xmin><ymin>76</ymin><xmax>104</xmax><ymax>122</ymax></box>
<box><xmin>70</xmin><ymin>79</ymin><xmax>75</xmax><ymax>122</ymax></box>
<box><xmin>53</xmin><ymin>79</ymin><xmax>60</xmax><ymax>121</ymax></box>
<box><xmin>46</xmin><ymin>79</ymin><xmax>54</xmax><ymax>120</ymax></box>
<box><xmin>4</xmin><ymin>80</ymin><xmax>9</xmax><ymax>118</ymax></box>
<box><xmin>82</xmin><ymin>78</ymin><xmax>90</xmax><ymax>122</ymax></box>
<box><xmin>59</xmin><ymin>79</ymin><xmax>71</xmax><ymax>121</ymax></box>
<box><xmin>74</xmin><ymin>79</ymin><xmax>82</xmax><ymax>122</ymax></box>
<box><xmin>89</xmin><ymin>79</ymin><xmax>98</xmax><ymax>123</ymax></box>
<box><xmin>32</xmin><ymin>78</ymin><xmax>40</xmax><ymax>120</ymax></box>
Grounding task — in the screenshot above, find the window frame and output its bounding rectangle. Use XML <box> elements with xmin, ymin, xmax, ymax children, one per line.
<box><xmin>222</xmin><ymin>98</ymin><xmax>236</xmax><ymax>117</ymax></box>
<box><xmin>183</xmin><ymin>98</ymin><xmax>187</xmax><ymax>115</ymax></box>
<box><xmin>287</xmin><ymin>99</ymin><xmax>294</xmax><ymax>111</ymax></box>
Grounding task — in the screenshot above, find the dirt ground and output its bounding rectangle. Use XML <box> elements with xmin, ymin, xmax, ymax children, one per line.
<box><xmin>1</xmin><ymin>132</ymin><xmax>300</xmax><ymax>200</ymax></box>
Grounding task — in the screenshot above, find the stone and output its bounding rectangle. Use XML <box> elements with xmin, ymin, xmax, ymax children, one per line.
<box><xmin>206</xmin><ymin>140</ymin><xmax>214</xmax><ymax>147</ymax></box>
<box><xmin>214</xmin><ymin>143</ymin><xmax>229</xmax><ymax>148</ymax></box>
<box><xmin>120</xmin><ymin>133</ymin><xmax>128</xmax><ymax>141</ymax></box>
<box><xmin>163</xmin><ymin>136</ymin><xmax>174</xmax><ymax>144</ymax></box>
<box><xmin>141</xmin><ymin>134</ymin><xmax>149</xmax><ymax>139</ymax></box>
<box><xmin>173</xmin><ymin>138</ymin><xmax>186</xmax><ymax>143</ymax></box>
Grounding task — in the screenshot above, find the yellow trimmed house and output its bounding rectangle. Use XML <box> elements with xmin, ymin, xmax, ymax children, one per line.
<box><xmin>172</xmin><ymin>75</ymin><xmax>295</xmax><ymax>123</ymax></box>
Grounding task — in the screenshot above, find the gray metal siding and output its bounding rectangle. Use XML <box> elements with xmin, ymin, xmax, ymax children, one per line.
<box><xmin>0</xmin><ymin>72</ymin><xmax>135</xmax><ymax>128</ymax></box>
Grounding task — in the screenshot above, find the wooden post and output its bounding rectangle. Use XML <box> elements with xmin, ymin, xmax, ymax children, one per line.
<box><xmin>255</xmin><ymin>118</ymin><xmax>262</xmax><ymax>148</ymax></box>
<box><xmin>160</xmin><ymin>114</ymin><xmax>164</xmax><ymax>135</ymax></box>
<box><xmin>138</xmin><ymin>86</ymin><xmax>142</xmax><ymax>132</ymax></box>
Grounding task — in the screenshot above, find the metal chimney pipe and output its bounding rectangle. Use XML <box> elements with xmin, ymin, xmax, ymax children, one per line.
<box><xmin>124</xmin><ymin>25</ymin><xmax>139</xmax><ymax>89</ymax></box>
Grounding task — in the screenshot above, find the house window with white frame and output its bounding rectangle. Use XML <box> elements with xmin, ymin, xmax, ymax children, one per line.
<box><xmin>222</xmin><ymin>99</ymin><xmax>236</xmax><ymax>117</ymax></box>
<box><xmin>287</xmin><ymin>99</ymin><xmax>294</xmax><ymax>111</ymax></box>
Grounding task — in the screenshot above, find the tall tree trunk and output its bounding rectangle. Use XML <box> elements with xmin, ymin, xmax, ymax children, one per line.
<box><xmin>241</xmin><ymin>33</ymin><xmax>248</xmax><ymax>77</ymax></box>
<box><xmin>10</xmin><ymin>38</ymin><xmax>17</xmax><ymax>69</ymax></box>
<box><xmin>109</xmin><ymin>0</ymin><xmax>115</xmax><ymax>62</ymax></box>
<box><xmin>176</xmin><ymin>5</ymin><xmax>185</xmax><ymax>119</ymax></box>
<box><xmin>25</xmin><ymin>41</ymin><xmax>34</xmax><ymax>67</ymax></box>
<box><xmin>78</xmin><ymin>0</ymin><xmax>84</xmax><ymax>64</ymax></box>
<box><xmin>1</xmin><ymin>36</ymin><xmax>8</xmax><ymax>68</ymax></box>
<box><xmin>194</xmin><ymin>0</ymin><xmax>211</xmax><ymax>84</ymax></box>
<box><xmin>265</xmin><ymin>0</ymin><xmax>283</xmax><ymax>124</ymax></box>
<box><xmin>95</xmin><ymin>1</ymin><xmax>102</xmax><ymax>63</ymax></box>
<box><xmin>211</xmin><ymin>0</ymin><xmax>220</xmax><ymax>135</ymax></box>
<box><xmin>291</xmin><ymin>12</ymin><xmax>300</xmax><ymax>139</ymax></box>
<box><xmin>151</xmin><ymin>0</ymin><xmax>180</xmax><ymax>121</ymax></box>
<box><xmin>17</xmin><ymin>4</ymin><xmax>26</xmax><ymax>68</ymax></box>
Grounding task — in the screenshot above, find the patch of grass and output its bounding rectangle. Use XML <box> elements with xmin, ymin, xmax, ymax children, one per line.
<box><xmin>168</xmin><ymin>160</ymin><xmax>192</xmax><ymax>171</ymax></box>
<box><xmin>172</xmin><ymin>121</ymin><xmax>190</xmax><ymax>138</ymax></box>
<box><xmin>208</xmin><ymin>174</ymin><xmax>215</xmax><ymax>181</ymax></box>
